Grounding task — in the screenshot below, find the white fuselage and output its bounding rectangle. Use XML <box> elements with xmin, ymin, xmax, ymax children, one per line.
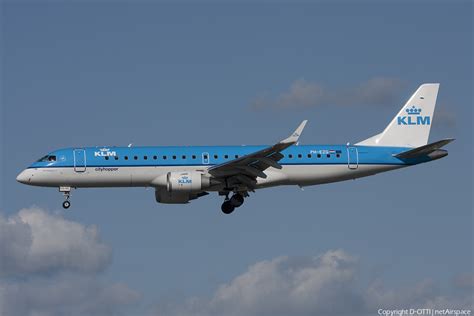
<box><xmin>17</xmin><ymin>164</ymin><xmax>403</xmax><ymax>190</ymax></box>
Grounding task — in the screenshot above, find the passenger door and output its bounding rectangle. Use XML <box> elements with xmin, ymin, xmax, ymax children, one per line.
<box><xmin>347</xmin><ymin>146</ymin><xmax>358</xmax><ymax>170</ymax></box>
<box><xmin>73</xmin><ymin>149</ymin><xmax>86</xmax><ymax>172</ymax></box>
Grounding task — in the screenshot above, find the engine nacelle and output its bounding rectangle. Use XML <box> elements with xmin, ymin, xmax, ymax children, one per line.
<box><xmin>151</xmin><ymin>172</ymin><xmax>214</xmax><ymax>204</ymax></box>
<box><xmin>155</xmin><ymin>190</ymin><xmax>190</xmax><ymax>204</ymax></box>
<box><xmin>155</xmin><ymin>190</ymin><xmax>209</xmax><ymax>204</ymax></box>
<box><xmin>167</xmin><ymin>171</ymin><xmax>211</xmax><ymax>192</ymax></box>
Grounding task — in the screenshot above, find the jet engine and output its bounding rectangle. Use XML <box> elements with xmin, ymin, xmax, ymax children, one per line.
<box><xmin>151</xmin><ymin>172</ymin><xmax>217</xmax><ymax>204</ymax></box>
<box><xmin>155</xmin><ymin>190</ymin><xmax>209</xmax><ymax>204</ymax></box>
<box><xmin>151</xmin><ymin>171</ymin><xmax>214</xmax><ymax>192</ymax></box>
<box><xmin>166</xmin><ymin>171</ymin><xmax>211</xmax><ymax>192</ymax></box>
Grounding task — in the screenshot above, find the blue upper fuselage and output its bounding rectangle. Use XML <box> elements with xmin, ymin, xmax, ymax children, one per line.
<box><xmin>28</xmin><ymin>144</ymin><xmax>429</xmax><ymax>169</ymax></box>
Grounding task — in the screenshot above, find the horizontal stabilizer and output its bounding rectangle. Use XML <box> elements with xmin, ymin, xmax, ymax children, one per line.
<box><xmin>394</xmin><ymin>138</ymin><xmax>454</xmax><ymax>159</ymax></box>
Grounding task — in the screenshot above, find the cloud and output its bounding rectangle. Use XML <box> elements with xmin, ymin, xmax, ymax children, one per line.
<box><xmin>0</xmin><ymin>274</ymin><xmax>140</xmax><ymax>316</ymax></box>
<box><xmin>0</xmin><ymin>207</ymin><xmax>111</xmax><ymax>276</ymax></box>
<box><xmin>208</xmin><ymin>250</ymin><xmax>360</xmax><ymax>316</ymax></box>
<box><xmin>3</xmin><ymin>209</ymin><xmax>468</xmax><ymax>316</ymax></box>
<box><xmin>150</xmin><ymin>250</ymin><xmax>473</xmax><ymax>316</ymax></box>
<box><xmin>251</xmin><ymin>77</ymin><xmax>404</xmax><ymax>109</ymax></box>
<box><xmin>0</xmin><ymin>207</ymin><xmax>140</xmax><ymax>316</ymax></box>
<box><xmin>453</xmin><ymin>273</ymin><xmax>474</xmax><ymax>290</ymax></box>
<box><xmin>367</xmin><ymin>276</ymin><xmax>474</xmax><ymax>311</ymax></box>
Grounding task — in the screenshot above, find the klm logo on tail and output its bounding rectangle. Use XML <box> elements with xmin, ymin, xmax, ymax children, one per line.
<box><xmin>397</xmin><ymin>106</ymin><xmax>431</xmax><ymax>125</ymax></box>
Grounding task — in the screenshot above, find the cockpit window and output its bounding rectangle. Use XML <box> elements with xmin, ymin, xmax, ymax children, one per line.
<box><xmin>37</xmin><ymin>155</ymin><xmax>56</xmax><ymax>162</ymax></box>
<box><xmin>37</xmin><ymin>155</ymin><xmax>48</xmax><ymax>162</ymax></box>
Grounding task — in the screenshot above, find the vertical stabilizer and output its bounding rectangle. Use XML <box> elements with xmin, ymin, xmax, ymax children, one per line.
<box><xmin>356</xmin><ymin>83</ymin><xmax>439</xmax><ymax>148</ymax></box>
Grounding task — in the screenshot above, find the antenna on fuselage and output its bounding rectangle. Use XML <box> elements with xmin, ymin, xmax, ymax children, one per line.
<box><xmin>128</xmin><ymin>143</ymin><xmax>133</xmax><ymax>147</ymax></box>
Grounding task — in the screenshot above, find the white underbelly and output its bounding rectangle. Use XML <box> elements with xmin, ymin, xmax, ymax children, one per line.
<box><xmin>257</xmin><ymin>164</ymin><xmax>404</xmax><ymax>188</ymax></box>
<box><xmin>30</xmin><ymin>166</ymin><xmax>205</xmax><ymax>187</ymax></box>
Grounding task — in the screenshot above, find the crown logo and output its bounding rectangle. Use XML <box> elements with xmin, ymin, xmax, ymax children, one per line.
<box><xmin>99</xmin><ymin>147</ymin><xmax>110</xmax><ymax>151</ymax></box>
<box><xmin>406</xmin><ymin>106</ymin><xmax>422</xmax><ymax>115</ymax></box>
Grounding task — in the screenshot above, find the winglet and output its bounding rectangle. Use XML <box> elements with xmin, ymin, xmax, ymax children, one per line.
<box><xmin>281</xmin><ymin>120</ymin><xmax>308</xmax><ymax>144</ymax></box>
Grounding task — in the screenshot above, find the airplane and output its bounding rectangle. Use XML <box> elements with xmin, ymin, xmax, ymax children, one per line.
<box><xmin>16</xmin><ymin>83</ymin><xmax>453</xmax><ymax>214</ymax></box>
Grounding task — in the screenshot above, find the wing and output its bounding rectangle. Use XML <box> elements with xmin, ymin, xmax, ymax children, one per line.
<box><xmin>208</xmin><ymin>120</ymin><xmax>307</xmax><ymax>190</ymax></box>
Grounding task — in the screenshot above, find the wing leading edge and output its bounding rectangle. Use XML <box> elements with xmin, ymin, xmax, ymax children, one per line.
<box><xmin>208</xmin><ymin>120</ymin><xmax>307</xmax><ymax>189</ymax></box>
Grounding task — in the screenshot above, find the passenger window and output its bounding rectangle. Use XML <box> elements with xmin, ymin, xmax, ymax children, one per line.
<box><xmin>144</xmin><ymin>156</ymin><xmax>148</xmax><ymax>160</ymax></box>
<box><xmin>192</xmin><ymin>155</ymin><xmax>196</xmax><ymax>159</ymax></box>
<box><xmin>326</xmin><ymin>154</ymin><xmax>330</xmax><ymax>158</ymax></box>
<box><xmin>336</xmin><ymin>153</ymin><xmax>341</xmax><ymax>158</ymax></box>
<box><xmin>307</xmin><ymin>154</ymin><xmax>312</xmax><ymax>158</ymax></box>
<box><xmin>134</xmin><ymin>156</ymin><xmax>138</xmax><ymax>160</ymax></box>
<box><xmin>115</xmin><ymin>156</ymin><xmax>119</xmax><ymax>160</ymax></box>
<box><xmin>289</xmin><ymin>154</ymin><xmax>293</xmax><ymax>159</ymax></box>
<box><xmin>182</xmin><ymin>155</ymin><xmax>186</xmax><ymax>159</ymax></box>
<box><xmin>235</xmin><ymin>155</ymin><xmax>239</xmax><ymax>159</ymax></box>
<box><xmin>298</xmin><ymin>154</ymin><xmax>302</xmax><ymax>158</ymax></box>
<box><xmin>214</xmin><ymin>154</ymin><xmax>218</xmax><ymax>159</ymax></box>
<box><xmin>153</xmin><ymin>155</ymin><xmax>157</xmax><ymax>160</ymax></box>
<box><xmin>105</xmin><ymin>156</ymin><xmax>109</xmax><ymax>160</ymax></box>
<box><xmin>125</xmin><ymin>156</ymin><xmax>129</xmax><ymax>160</ymax></box>
<box><xmin>224</xmin><ymin>155</ymin><xmax>228</xmax><ymax>159</ymax></box>
<box><xmin>172</xmin><ymin>155</ymin><xmax>176</xmax><ymax>160</ymax></box>
<box><xmin>163</xmin><ymin>156</ymin><xmax>167</xmax><ymax>160</ymax></box>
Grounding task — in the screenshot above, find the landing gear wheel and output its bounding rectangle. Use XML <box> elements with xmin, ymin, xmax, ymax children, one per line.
<box><xmin>230</xmin><ymin>194</ymin><xmax>244</xmax><ymax>207</ymax></box>
<box><xmin>221</xmin><ymin>201</ymin><xmax>235</xmax><ymax>214</ymax></box>
<box><xmin>59</xmin><ymin>187</ymin><xmax>72</xmax><ymax>209</ymax></box>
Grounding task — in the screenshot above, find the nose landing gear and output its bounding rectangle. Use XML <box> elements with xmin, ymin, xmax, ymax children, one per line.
<box><xmin>62</xmin><ymin>200</ymin><xmax>71</xmax><ymax>209</ymax></box>
<box><xmin>221</xmin><ymin>193</ymin><xmax>245</xmax><ymax>214</ymax></box>
<box><xmin>59</xmin><ymin>186</ymin><xmax>72</xmax><ymax>209</ymax></box>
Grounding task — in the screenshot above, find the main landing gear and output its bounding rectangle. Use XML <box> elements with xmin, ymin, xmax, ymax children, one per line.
<box><xmin>221</xmin><ymin>193</ymin><xmax>245</xmax><ymax>214</ymax></box>
<box><xmin>59</xmin><ymin>186</ymin><xmax>72</xmax><ymax>209</ymax></box>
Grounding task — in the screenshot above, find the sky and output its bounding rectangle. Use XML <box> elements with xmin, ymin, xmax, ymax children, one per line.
<box><xmin>1</xmin><ymin>1</ymin><xmax>473</xmax><ymax>315</ymax></box>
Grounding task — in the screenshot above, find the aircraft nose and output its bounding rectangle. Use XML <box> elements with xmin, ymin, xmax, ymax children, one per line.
<box><xmin>16</xmin><ymin>169</ymin><xmax>31</xmax><ymax>184</ymax></box>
